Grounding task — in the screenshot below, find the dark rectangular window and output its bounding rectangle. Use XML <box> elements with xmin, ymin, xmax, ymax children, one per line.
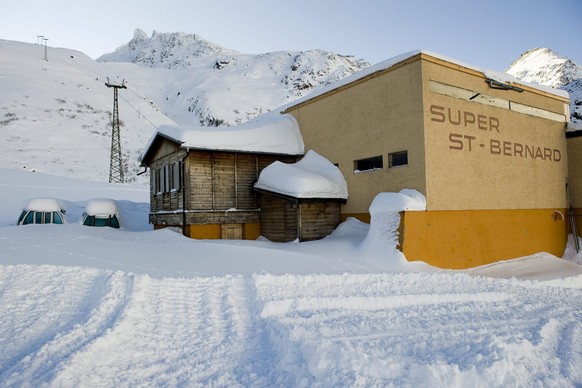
<box><xmin>354</xmin><ymin>155</ymin><xmax>383</xmax><ymax>172</ymax></box>
<box><xmin>389</xmin><ymin>151</ymin><xmax>408</xmax><ymax>168</ymax></box>
<box><xmin>154</xmin><ymin>168</ymin><xmax>161</xmax><ymax>194</ymax></box>
<box><xmin>171</xmin><ymin>161</ymin><xmax>181</xmax><ymax>191</ymax></box>
<box><xmin>163</xmin><ymin>165</ymin><xmax>170</xmax><ymax>193</ymax></box>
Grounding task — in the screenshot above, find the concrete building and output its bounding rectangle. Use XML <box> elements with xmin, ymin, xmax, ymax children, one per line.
<box><xmin>282</xmin><ymin>51</ymin><xmax>571</xmax><ymax>268</ymax></box>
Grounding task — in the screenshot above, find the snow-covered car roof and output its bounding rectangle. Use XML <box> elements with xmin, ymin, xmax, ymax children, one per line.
<box><xmin>21</xmin><ymin>198</ymin><xmax>63</xmax><ymax>212</ymax></box>
<box><xmin>84</xmin><ymin>198</ymin><xmax>119</xmax><ymax>216</ymax></box>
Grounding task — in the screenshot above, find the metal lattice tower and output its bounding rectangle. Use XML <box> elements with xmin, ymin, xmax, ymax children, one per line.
<box><xmin>106</xmin><ymin>78</ymin><xmax>127</xmax><ymax>183</ymax></box>
<box><xmin>43</xmin><ymin>38</ymin><xmax>48</xmax><ymax>61</ymax></box>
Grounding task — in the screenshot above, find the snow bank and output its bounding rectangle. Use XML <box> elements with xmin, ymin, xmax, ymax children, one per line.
<box><xmin>369</xmin><ymin>189</ymin><xmax>426</xmax><ymax>213</ymax></box>
<box><xmin>255</xmin><ymin>150</ymin><xmax>347</xmax><ymax>199</ymax></box>
<box><xmin>359</xmin><ymin>190</ymin><xmax>426</xmax><ymax>268</ymax></box>
<box><xmin>1</xmin><ymin>170</ymin><xmax>582</xmax><ymax>386</ymax></box>
<box><xmin>253</xmin><ymin>272</ymin><xmax>582</xmax><ymax>386</ymax></box>
<box><xmin>142</xmin><ymin>112</ymin><xmax>304</xmax><ymax>160</ymax></box>
<box><xmin>0</xmin><ymin>169</ymin><xmax>150</xmax><ymax>230</ymax></box>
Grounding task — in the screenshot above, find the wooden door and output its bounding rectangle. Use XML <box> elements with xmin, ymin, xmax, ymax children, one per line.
<box><xmin>221</xmin><ymin>223</ymin><xmax>243</xmax><ymax>239</ymax></box>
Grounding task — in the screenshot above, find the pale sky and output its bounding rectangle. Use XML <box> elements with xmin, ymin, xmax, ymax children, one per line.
<box><xmin>2</xmin><ymin>0</ymin><xmax>581</xmax><ymax>72</ymax></box>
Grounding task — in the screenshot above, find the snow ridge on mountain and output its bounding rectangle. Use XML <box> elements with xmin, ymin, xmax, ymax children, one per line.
<box><xmin>505</xmin><ymin>47</ymin><xmax>582</xmax><ymax>124</ymax></box>
<box><xmin>98</xmin><ymin>29</ymin><xmax>240</xmax><ymax>67</ymax></box>
<box><xmin>98</xmin><ymin>29</ymin><xmax>370</xmax><ymax>125</ymax></box>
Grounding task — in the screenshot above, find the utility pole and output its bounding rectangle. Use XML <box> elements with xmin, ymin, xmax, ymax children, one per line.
<box><xmin>43</xmin><ymin>38</ymin><xmax>49</xmax><ymax>61</ymax></box>
<box><xmin>105</xmin><ymin>78</ymin><xmax>127</xmax><ymax>183</ymax></box>
<box><xmin>36</xmin><ymin>35</ymin><xmax>44</xmax><ymax>44</ymax></box>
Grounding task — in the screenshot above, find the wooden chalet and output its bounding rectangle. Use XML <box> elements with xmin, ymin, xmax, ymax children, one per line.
<box><xmin>140</xmin><ymin>114</ymin><xmax>303</xmax><ymax>240</ymax></box>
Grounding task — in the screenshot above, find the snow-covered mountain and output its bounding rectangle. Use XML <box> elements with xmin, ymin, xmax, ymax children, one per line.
<box><xmin>0</xmin><ymin>33</ymin><xmax>369</xmax><ymax>183</ymax></box>
<box><xmin>98</xmin><ymin>29</ymin><xmax>370</xmax><ymax>126</ymax></box>
<box><xmin>2</xmin><ymin>33</ymin><xmax>580</xmax><ymax>185</ymax></box>
<box><xmin>505</xmin><ymin>48</ymin><xmax>582</xmax><ymax>124</ymax></box>
<box><xmin>0</xmin><ymin>39</ymin><xmax>182</xmax><ymax>183</ymax></box>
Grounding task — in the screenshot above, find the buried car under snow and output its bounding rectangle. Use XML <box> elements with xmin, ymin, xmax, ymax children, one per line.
<box><xmin>18</xmin><ymin>198</ymin><xmax>66</xmax><ymax>225</ymax></box>
<box><xmin>82</xmin><ymin>198</ymin><xmax>121</xmax><ymax>228</ymax></box>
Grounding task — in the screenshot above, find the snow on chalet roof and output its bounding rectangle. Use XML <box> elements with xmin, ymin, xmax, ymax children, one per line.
<box><xmin>141</xmin><ymin>112</ymin><xmax>303</xmax><ymax>162</ymax></box>
<box><xmin>254</xmin><ymin>150</ymin><xmax>348</xmax><ymax>199</ymax></box>
<box><xmin>280</xmin><ymin>50</ymin><xmax>569</xmax><ymax>112</ymax></box>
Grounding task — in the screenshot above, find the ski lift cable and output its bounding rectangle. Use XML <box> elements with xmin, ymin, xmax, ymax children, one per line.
<box><xmin>118</xmin><ymin>94</ymin><xmax>159</xmax><ymax>130</ymax></box>
<box><xmin>55</xmin><ymin>52</ymin><xmax>181</xmax><ymax>126</ymax></box>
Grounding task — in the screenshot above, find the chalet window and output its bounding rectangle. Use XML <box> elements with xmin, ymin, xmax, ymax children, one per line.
<box><xmin>152</xmin><ymin>168</ymin><xmax>161</xmax><ymax>194</ymax></box>
<box><xmin>354</xmin><ymin>155</ymin><xmax>383</xmax><ymax>173</ymax></box>
<box><xmin>170</xmin><ymin>161</ymin><xmax>181</xmax><ymax>191</ymax></box>
<box><xmin>163</xmin><ymin>165</ymin><xmax>170</xmax><ymax>193</ymax></box>
<box><xmin>154</xmin><ymin>168</ymin><xmax>161</xmax><ymax>194</ymax></box>
<box><xmin>154</xmin><ymin>162</ymin><xmax>182</xmax><ymax>195</ymax></box>
<box><xmin>389</xmin><ymin>151</ymin><xmax>408</xmax><ymax>168</ymax></box>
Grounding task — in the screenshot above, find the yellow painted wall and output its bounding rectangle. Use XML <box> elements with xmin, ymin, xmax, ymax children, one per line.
<box><xmin>401</xmin><ymin>209</ymin><xmax>568</xmax><ymax>269</ymax></box>
<box><xmin>421</xmin><ymin>57</ymin><xmax>569</xmax><ymax>211</ymax></box>
<box><xmin>244</xmin><ymin>223</ymin><xmax>261</xmax><ymax>240</ymax></box>
<box><xmin>286</xmin><ymin>56</ymin><xmax>427</xmax><ymax>215</ymax></box>
<box><xmin>573</xmin><ymin>209</ymin><xmax>582</xmax><ymax>238</ymax></box>
<box><xmin>186</xmin><ymin>224</ymin><xmax>220</xmax><ymax>239</ymax></box>
<box><xmin>184</xmin><ymin>223</ymin><xmax>261</xmax><ymax>240</ymax></box>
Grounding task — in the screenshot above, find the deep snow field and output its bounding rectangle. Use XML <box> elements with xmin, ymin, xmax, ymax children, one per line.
<box><xmin>1</xmin><ymin>168</ymin><xmax>581</xmax><ymax>387</ymax></box>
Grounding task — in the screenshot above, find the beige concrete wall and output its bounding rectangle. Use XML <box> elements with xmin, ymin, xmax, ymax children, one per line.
<box><xmin>421</xmin><ymin>56</ymin><xmax>569</xmax><ymax>211</ymax></box>
<box><xmin>287</xmin><ymin>57</ymin><xmax>426</xmax><ymax>214</ymax></box>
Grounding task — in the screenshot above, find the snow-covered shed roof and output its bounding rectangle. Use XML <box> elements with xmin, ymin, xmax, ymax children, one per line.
<box><xmin>254</xmin><ymin>150</ymin><xmax>348</xmax><ymax>199</ymax></box>
<box><xmin>280</xmin><ymin>50</ymin><xmax>569</xmax><ymax>113</ymax></box>
<box><xmin>141</xmin><ymin>112</ymin><xmax>304</xmax><ymax>164</ymax></box>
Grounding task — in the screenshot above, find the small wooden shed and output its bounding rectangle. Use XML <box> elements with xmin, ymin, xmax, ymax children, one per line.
<box><xmin>254</xmin><ymin>150</ymin><xmax>348</xmax><ymax>242</ymax></box>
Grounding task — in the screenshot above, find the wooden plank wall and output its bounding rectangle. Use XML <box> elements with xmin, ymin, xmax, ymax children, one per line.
<box><xmin>188</xmin><ymin>151</ymin><xmax>298</xmax><ymax>212</ymax></box>
<box><xmin>237</xmin><ymin>154</ymin><xmax>259</xmax><ymax>209</ymax></box>
<box><xmin>189</xmin><ymin>152</ymin><xmax>213</xmax><ymax>210</ymax></box>
<box><xmin>259</xmin><ymin>195</ymin><xmax>298</xmax><ymax>242</ymax></box>
<box><xmin>214</xmin><ymin>153</ymin><xmax>236</xmax><ymax>209</ymax></box>
<box><xmin>299</xmin><ymin>202</ymin><xmax>341</xmax><ymax>241</ymax></box>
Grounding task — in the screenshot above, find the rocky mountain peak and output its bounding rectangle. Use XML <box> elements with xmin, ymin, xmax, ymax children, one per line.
<box><xmin>506</xmin><ymin>47</ymin><xmax>582</xmax><ymax>88</ymax></box>
<box><xmin>506</xmin><ymin>47</ymin><xmax>582</xmax><ymax>124</ymax></box>
<box><xmin>98</xmin><ymin>29</ymin><xmax>240</xmax><ymax>68</ymax></box>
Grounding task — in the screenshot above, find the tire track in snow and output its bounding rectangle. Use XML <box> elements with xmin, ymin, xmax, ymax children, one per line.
<box><xmin>232</xmin><ymin>276</ymin><xmax>297</xmax><ymax>386</ymax></box>
<box><xmin>253</xmin><ymin>273</ymin><xmax>582</xmax><ymax>387</ymax></box>
<box><xmin>0</xmin><ymin>266</ymin><xmax>132</xmax><ymax>385</ymax></box>
<box><xmin>50</xmin><ymin>275</ymin><xmax>255</xmax><ymax>387</ymax></box>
